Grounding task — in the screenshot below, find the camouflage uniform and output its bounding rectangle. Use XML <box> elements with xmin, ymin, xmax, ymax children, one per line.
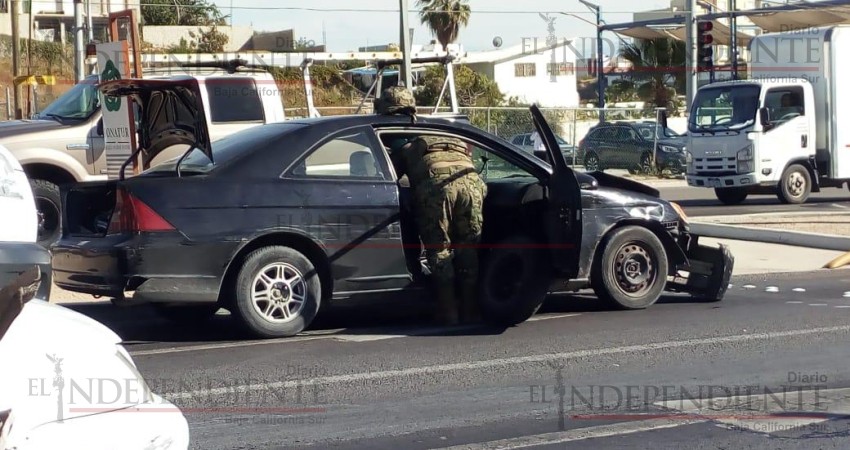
<box><xmin>376</xmin><ymin>86</ymin><xmax>488</xmax><ymax>325</ymax></box>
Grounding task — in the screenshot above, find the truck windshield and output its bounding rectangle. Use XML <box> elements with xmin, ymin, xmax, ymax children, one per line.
<box><xmin>36</xmin><ymin>78</ymin><xmax>100</xmax><ymax>121</ymax></box>
<box><xmin>689</xmin><ymin>85</ymin><xmax>761</xmax><ymax>132</ymax></box>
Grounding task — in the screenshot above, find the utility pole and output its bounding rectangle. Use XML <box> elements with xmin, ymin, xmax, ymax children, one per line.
<box><xmin>685</xmin><ymin>0</ymin><xmax>698</xmax><ymax>111</ymax></box>
<box><xmin>399</xmin><ymin>0</ymin><xmax>413</xmax><ymax>88</ymax></box>
<box><xmin>10</xmin><ymin>0</ymin><xmax>22</xmax><ymax>119</ymax></box>
<box><xmin>729</xmin><ymin>0</ymin><xmax>738</xmax><ymax>79</ymax></box>
<box><xmin>580</xmin><ymin>0</ymin><xmax>604</xmax><ymax>120</ymax></box>
<box><xmin>74</xmin><ymin>0</ymin><xmax>85</xmax><ymax>82</ymax></box>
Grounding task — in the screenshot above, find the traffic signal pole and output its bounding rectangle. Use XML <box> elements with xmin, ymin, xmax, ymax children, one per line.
<box><xmin>685</xmin><ymin>0</ymin><xmax>697</xmax><ymax>110</ymax></box>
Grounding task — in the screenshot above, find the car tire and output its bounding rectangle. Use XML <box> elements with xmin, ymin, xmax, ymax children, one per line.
<box><xmin>30</xmin><ymin>179</ymin><xmax>62</xmax><ymax>248</ymax></box>
<box><xmin>591</xmin><ymin>226</ymin><xmax>668</xmax><ymax>310</ymax></box>
<box><xmin>777</xmin><ymin>163</ymin><xmax>811</xmax><ymax>204</ymax></box>
<box><xmin>584</xmin><ymin>152</ymin><xmax>601</xmax><ymax>171</ymax></box>
<box><xmin>231</xmin><ymin>246</ymin><xmax>321</xmax><ymax>338</ymax></box>
<box><xmin>640</xmin><ymin>153</ymin><xmax>654</xmax><ymax>174</ymax></box>
<box><xmin>714</xmin><ymin>187</ymin><xmax>748</xmax><ymax>205</ymax></box>
<box><xmin>152</xmin><ymin>304</ymin><xmax>221</xmax><ymax>322</ymax></box>
<box><xmin>477</xmin><ymin>235</ymin><xmax>550</xmax><ymax>326</ymax></box>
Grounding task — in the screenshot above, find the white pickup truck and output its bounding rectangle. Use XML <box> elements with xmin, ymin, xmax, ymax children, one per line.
<box><xmin>0</xmin><ymin>64</ymin><xmax>286</xmax><ymax>247</ymax></box>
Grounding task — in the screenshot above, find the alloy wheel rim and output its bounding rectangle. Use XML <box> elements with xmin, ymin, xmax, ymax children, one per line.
<box><xmin>251</xmin><ymin>263</ymin><xmax>307</xmax><ymax>323</ymax></box>
<box><xmin>787</xmin><ymin>172</ymin><xmax>806</xmax><ymax>197</ymax></box>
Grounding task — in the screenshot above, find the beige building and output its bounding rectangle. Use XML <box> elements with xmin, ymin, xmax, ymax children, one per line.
<box><xmin>0</xmin><ymin>0</ymin><xmax>141</xmax><ymax>43</ymax></box>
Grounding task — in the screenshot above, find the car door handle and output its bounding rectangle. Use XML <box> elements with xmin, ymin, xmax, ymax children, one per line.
<box><xmin>66</xmin><ymin>143</ymin><xmax>90</xmax><ymax>150</ymax></box>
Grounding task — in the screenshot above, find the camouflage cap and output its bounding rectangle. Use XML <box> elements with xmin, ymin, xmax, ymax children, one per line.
<box><xmin>374</xmin><ymin>86</ymin><xmax>417</xmax><ymax>115</ymax></box>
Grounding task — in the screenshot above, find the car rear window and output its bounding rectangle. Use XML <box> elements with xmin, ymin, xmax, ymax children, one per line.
<box><xmin>205</xmin><ymin>77</ymin><xmax>266</xmax><ymax>123</ymax></box>
<box><xmin>143</xmin><ymin>123</ymin><xmax>304</xmax><ymax>174</ymax></box>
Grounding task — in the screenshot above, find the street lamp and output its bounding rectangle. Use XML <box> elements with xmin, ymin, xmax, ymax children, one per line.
<box><xmin>578</xmin><ymin>0</ymin><xmax>604</xmax><ymax>120</ymax></box>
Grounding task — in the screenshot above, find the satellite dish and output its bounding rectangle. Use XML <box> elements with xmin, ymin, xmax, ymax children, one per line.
<box><xmin>493</xmin><ymin>36</ymin><xmax>502</xmax><ymax>48</ymax></box>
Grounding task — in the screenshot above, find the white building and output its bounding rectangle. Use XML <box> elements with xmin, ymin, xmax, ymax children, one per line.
<box><xmin>460</xmin><ymin>39</ymin><xmax>580</xmax><ymax>108</ymax></box>
<box><xmin>0</xmin><ymin>0</ymin><xmax>141</xmax><ymax>43</ymax></box>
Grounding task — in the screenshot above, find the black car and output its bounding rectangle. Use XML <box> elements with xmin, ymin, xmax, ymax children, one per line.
<box><xmin>51</xmin><ymin>79</ymin><xmax>733</xmax><ymax>338</ymax></box>
<box><xmin>578</xmin><ymin>121</ymin><xmax>686</xmax><ymax>174</ymax></box>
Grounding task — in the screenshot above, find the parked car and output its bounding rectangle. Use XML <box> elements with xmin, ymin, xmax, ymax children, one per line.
<box><xmin>509</xmin><ymin>132</ymin><xmax>576</xmax><ymax>161</ymax></box>
<box><xmin>577</xmin><ymin>121</ymin><xmax>686</xmax><ymax>174</ymax></box>
<box><xmin>0</xmin><ymin>63</ymin><xmax>286</xmax><ymax>248</ymax></box>
<box><xmin>51</xmin><ymin>78</ymin><xmax>733</xmax><ymax>339</ymax></box>
<box><xmin>0</xmin><ymin>143</ymin><xmax>189</xmax><ymax>450</ymax></box>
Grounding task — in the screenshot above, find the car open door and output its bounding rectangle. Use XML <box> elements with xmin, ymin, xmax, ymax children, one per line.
<box><xmin>98</xmin><ymin>78</ymin><xmax>212</xmax><ymax>178</ymax></box>
<box><xmin>530</xmin><ymin>104</ymin><xmax>583</xmax><ymax>278</ymax></box>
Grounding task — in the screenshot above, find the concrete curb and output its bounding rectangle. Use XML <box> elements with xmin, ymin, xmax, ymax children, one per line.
<box><xmin>690</xmin><ymin>222</ymin><xmax>850</xmax><ymax>252</ymax></box>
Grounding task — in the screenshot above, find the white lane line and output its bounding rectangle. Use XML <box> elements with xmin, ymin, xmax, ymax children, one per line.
<box><xmin>742</xmin><ymin>285</ymin><xmax>756</xmax><ymax>289</ymax></box>
<box><xmin>786</xmin><ymin>301</ymin><xmax>804</xmax><ymax>304</ymax></box>
<box><xmin>843</xmin><ymin>292</ymin><xmax>850</xmax><ymax>298</ymax></box>
<box><xmin>164</xmin><ymin>325</ymin><xmax>850</xmax><ymax>401</ymax></box>
<box><xmin>835</xmin><ymin>306</ymin><xmax>850</xmax><ymax>309</ymax></box>
<box><xmin>129</xmin><ymin>333</ymin><xmax>343</xmax><ymax>356</ymax></box>
<box><xmin>809</xmin><ymin>303</ymin><xmax>828</xmax><ymax>306</ymax></box>
<box><xmin>765</xmin><ymin>286</ymin><xmax>779</xmax><ymax>293</ymax></box>
<box><xmin>793</xmin><ymin>288</ymin><xmax>806</xmax><ymax>292</ymax></box>
<box><xmin>435</xmin><ymin>418</ymin><xmax>706</xmax><ymax>450</ymax></box>
<box><xmin>527</xmin><ymin>313</ymin><xmax>581</xmax><ymax>322</ymax></box>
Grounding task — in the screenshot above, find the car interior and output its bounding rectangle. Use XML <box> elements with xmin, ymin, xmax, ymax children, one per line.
<box><xmin>376</xmin><ymin>130</ymin><xmax>551</xmax><ymax>279</ymax></box>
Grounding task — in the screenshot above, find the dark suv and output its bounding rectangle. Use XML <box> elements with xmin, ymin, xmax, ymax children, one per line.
<box><xmin>578</xmin><ymin>121</ymin><xmax>686</xmax><ymax>174</ymax></box>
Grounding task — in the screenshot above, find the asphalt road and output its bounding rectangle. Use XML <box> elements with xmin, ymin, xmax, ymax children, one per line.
<box><xmin>658</xmin><ymin>184</ymin><xmax>850</xmax><ymax>217</ymax></box>
<box><xmin>67</xmin><ymin>269</ymin><xmax>850</xmax><ymax>449</ymax></box>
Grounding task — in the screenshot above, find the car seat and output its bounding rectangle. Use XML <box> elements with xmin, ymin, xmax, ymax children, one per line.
<box><xmin>350</xmin><ymin>150</ymin><xmax>378</xmax><ymax>177</ymax></box>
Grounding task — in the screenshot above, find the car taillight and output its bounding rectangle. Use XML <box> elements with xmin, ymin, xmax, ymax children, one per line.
<box><xmin>107</xmin><ymin>188</ymin><xmax>174</xmax><ymax>234</ymax></box>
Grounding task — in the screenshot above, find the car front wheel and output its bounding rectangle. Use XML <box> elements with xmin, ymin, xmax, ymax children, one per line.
<box><xmin>31</xmin><ymin>179</ymin><xmax>62</xmax><ymax>248</ymax></box>
<box><xmin>584</xmin><ymin>152</ymin><xmax>600</xmax><ymax>171</ymax></box>
<box><xmin>477</xmin><ymin>235</ymin><xmax>550</xmax><ymax>326</ymax></box>
<box><xmin>231</xmin><ymin>246</ymin><xmax>321</xmax><ymax>338</ymax></box>
<box><xmin>591</xmin><ymin>226</ymin><xmax>668</xmax><ymax>309</ymax></box>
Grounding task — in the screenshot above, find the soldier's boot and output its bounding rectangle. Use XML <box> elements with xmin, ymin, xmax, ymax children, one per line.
<box><xmin>434</xmin><ymin>283</ymin><xmax>459</xmax><ymax>325</ymax></box>
<box><xmin>457</xmin><ymin>279</ymin><xmax>481</xmax><ymax>324</ymax></box>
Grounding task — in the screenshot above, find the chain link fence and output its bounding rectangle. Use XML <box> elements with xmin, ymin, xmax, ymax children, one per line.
<box><xmin>285</xmin><ymin>105</ymin><xmax>687</xmax><ymax>178</ymax></box>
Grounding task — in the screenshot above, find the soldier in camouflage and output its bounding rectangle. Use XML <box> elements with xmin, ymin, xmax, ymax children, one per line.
<box><xmin>375</xmin><ymin>86</ymin><xmax>488</xmax><ymax>325</ymax></box>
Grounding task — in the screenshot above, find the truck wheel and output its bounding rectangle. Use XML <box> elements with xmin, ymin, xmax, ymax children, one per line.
<box><xmin>714</xmin><ymin>187</ymin><xmax>748</xmax><ymax>205</ymax></box>
<box><xmin>231</xmin><ymin>246</ymin><xmax>321</xmax><ymax>338</ymax></box>
<box><xmin>777</xmin><ymin>164</ymin><xmax>811</xmax><ymax>204</ymax></box>
<box><xmin>591</xmin><ymin>226</ymin><xmax>668</xmax><ymax>310</ymax></box>
<box><xmin>30</xmin><ymin>179</ymin><xmax>62</xmax><ymax>248</ymax></box>
<box><xmin>477</xmin><ymin>235</ymin><xmax>550</xmax><ymax>326</ymax></box>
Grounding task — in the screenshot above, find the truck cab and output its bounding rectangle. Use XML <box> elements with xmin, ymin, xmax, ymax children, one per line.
<box><xmin>686</xmin><ymin>79</ymin><xmax>817</xmax><ymax>204</ymax></box>
<box><xmin>0</xmin><ymin>66</ymin><xmax>286</xmax><ymax>247</ymax></box>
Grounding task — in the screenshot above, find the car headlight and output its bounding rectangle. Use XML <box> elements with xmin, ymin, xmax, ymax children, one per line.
<box><xmin>660</xmin><ymin>145</ymin><xmax>679</xmax><ymax>153</ymax></box>
<box><xmin>684</xmin><ymin>150</ymin><xmax>693</xmax><ymax>163</ymax></box>
<box><xmin>737</xmin><ymin>144</ymin><xmax>753</xmax><ymax>161</ymax></box>
<box><xmin>627</xmin><ymin>205</ymin><xmax>664</xmax><ymax>221</ymax></box>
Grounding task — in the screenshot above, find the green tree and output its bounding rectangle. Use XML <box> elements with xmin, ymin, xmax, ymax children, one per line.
<box><xmin>414</xmin><ymin>64</ymin><xmax>502</xmax><ymax>107</ymax></box>
<box><xmin>619</xmin><ymin>38</ymin><xmax>685</xmax><ymax>113</ymax></box>
<box><xmin>417</xmin><ymin>0</ymin><xmax>471</xmax><ymax>52</ymax></box>
<box><xmin>142</xmin><ymin>0</ymin><xmax>228</xmax><ymax>26</ymax></box>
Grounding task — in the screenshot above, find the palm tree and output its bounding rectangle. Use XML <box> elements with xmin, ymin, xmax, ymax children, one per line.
<box><xmin>619</xmin><ymin>38</ymin><xmax>686</xmax><ymax>111</ymax></box>
<box><xmin>417</xmin><ymin>0</ymin><xmax>471</xmax><ymax>52</ymax></box>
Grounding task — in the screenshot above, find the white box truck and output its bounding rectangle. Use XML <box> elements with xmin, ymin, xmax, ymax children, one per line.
<box><xmin>684</xmin><ymin>25</ymin><xmax>850</xmax><ymax>204</ymax></box>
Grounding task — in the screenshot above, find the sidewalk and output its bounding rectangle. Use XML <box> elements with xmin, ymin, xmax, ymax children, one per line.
<box><xmin>699</xmin><ymin>237</ymin><xmax>846</xmax><ymax>275</ymax></box>
<box><xmin>696</xmin><ymin>211</ymin><xmax>850</xmax><ymax>237</ymax></box>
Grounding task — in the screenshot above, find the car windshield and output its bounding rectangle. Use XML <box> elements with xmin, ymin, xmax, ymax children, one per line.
<box><xmin>689</xmin><ymin>84</ymin><xmax>761</xmax><ymax>132</ymax></box>
<box><xmin>143</xmin><ymin>123</ymin><xmax>305</xmax><ymax>174</ymax></box>
<box><xmin>636</xmin><ymin>125</ymin><xmax>680</xmax><ymax>140</ymax></box>
<box><xmin>36</xmin><ymin>77</ymin><xmax>100</xmax><ymax>121</ymax></box>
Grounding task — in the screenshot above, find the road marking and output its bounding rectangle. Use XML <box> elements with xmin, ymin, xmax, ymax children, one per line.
<box><xmin>793</xmin><ymin>288</ymin><xmax>806</xmax><ymax>292</ymax></box>
<box><xmin>786</xmin><ymin>301</ymin><xmax>803</xmax><ymax>304</ymax></box>
<box><xmin>527</xmin><ymin>313</ymin><xmax>581</xmax><ymax>322</ymax></box>
<box><xmin>843</xmin><ymin>292</ymin><xmax>850</xmax><ymax>298</ymax></box>
<box><xmin>835</xmin><ymin>306</ymin><xmax>850</xmax><ymax>309</ymax></box>
<box><xmin>164</xmin><ymin>325</ymin><xmax>850</xmax><ymax>401</ymax></box>
<box><xmin>809</xmin><ymin>303</ymin><xmax>828</xmax><ymax>306</ymax></box>
<box><xmin>765</xmin><ymin>286</ymin><xmax>778</xmax><ymax>293</ymax></box>
<box><xmin>129</xmin><ymin>332</ymin><xmax>344</xmax><ymax>356</ymax></box>
<box><xmin>435</xmin><ymin>418</ymin><xmax>706</xmax><ymax>449</ymax></box>
<box><xmin>743</xmin><ymin>285</ymin><xmax>756</xmax><ymax>289</ymax></box>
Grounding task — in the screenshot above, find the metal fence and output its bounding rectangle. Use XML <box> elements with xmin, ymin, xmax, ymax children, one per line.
<box><xmin>284</xmin><ymin>105</ymin><xmax>685</xmax><ymax>177</ymax></box>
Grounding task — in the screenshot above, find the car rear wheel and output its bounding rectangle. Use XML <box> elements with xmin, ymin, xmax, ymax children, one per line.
<box><xmin>714</xmin><ymin>187</ymin><xmax>748</xmax><ymax>205</ymax></box>
<box><xmin>231</xmin><ymin>246</ymin><xmax>321</xmax><ymax>338</ymax></box>
<box><xmin>477</xmin><ymin>235</ymin><xmax>550</xmax><ymax>326</ymax></box>
<box><xmin>31</xmin><ymin>179</ymin><xmax>61</xmax><ymax>248</ymax></box>
<box><xmin>591</xmin><ymin>226</ymin><xmax>668</xmax><ymax>310</ymax></box>
<box><xmin>640</xmin><ymin>153</ymin><xmax>654</xmax><ymax>174</ymax></box>
<box><xmin>584</xmin><ymin>152</ymin><xmax>600</xmax><ymax>171</ymax></box>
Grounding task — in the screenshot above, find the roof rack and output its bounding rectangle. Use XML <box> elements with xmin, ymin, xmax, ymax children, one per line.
<box><xmin>356</xmin><ymin>54</ymin><xmax>459</xmax><ymax>115</ymax></box>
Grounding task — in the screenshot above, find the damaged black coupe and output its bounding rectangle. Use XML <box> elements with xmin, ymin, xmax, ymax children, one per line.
<box><xmin>51</xmin><ymin>79</ymin><xmax>733</xmax><ymax>338</ymax></box>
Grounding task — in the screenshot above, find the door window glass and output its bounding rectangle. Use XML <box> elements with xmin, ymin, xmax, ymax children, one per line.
<box><xmin>291</xmin><ymin>129</ymin><xmax>386</xmax><ymax>179</ymax></box>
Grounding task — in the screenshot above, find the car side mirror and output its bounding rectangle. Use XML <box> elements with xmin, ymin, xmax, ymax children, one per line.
<box><xmin>96</xmin><ymin>119</ymin><xmax>103</xmax><ymax>136</ymax></box>
<box><xmin>759</xmin><ymin>107</ymin><xmax>770</xmax><ymax>127</ymax></box>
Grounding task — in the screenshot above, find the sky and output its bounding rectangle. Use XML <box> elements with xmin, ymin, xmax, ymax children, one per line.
<box><xmin>207</xmin><ymin>0</ymin><xmax>672</xmax><ymax>55</ymax></box>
